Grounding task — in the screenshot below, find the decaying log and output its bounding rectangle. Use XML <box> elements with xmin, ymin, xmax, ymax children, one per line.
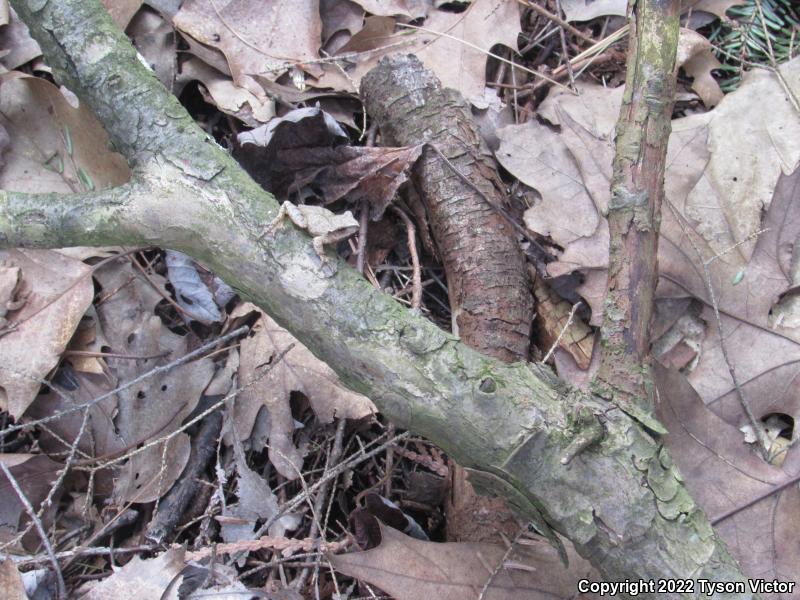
<box><xmin>361</xmin><ymin>55</ymin><xmax>534</xmax><ymax>365</ymax></box>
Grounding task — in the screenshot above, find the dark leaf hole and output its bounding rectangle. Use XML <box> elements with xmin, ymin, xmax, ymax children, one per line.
<box><xmin>760</xmin><ymin>413</ymin><xmax>794</xmax><ymax>441</ymax></box>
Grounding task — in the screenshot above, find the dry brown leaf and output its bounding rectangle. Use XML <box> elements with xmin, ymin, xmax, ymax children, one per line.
<box><xmin>330</xmin><ymin>523</ymin><xmax>597</xmax><ymax>600</ymax></box>
<box><xmin>0</xmin><ymin>250</ymin><xmax>93</xmax><ymax>418</ymax></box>
<box><xmin>350</xmin><ymin>0</ymin><xmax>429</xmax><ymax>19</ymax></box>
<box><xmin>179</xmin><ymin>57</ymin><xmax>275</xmax><ymax>126</ymax></box>
<box><xmin>173</xmin><ymin>0</ymin><xmax>324</xmax><ymax>87</ymax></box>
<box><xmin>503</xmin><ymin>57</ymin><xmax>799</xmax><ymax>317</ymax></box>
<box><xmin>79</xmin><ymin>547</ymin><xmax>186</xmax><ymax>600</ymax></box>
<box><xmin>497</xmin><ymin>88</ymin><xmax>617</xmax><ymax>324</ymax></box>
<box><xmin>318</xmin><ymin>0</ymin><xmax>519</xmax><ymax>103</ymax></box>
<box><xmin>56</xmin><ymin>259</ymin><xmax>214</xmax><ymax>503</ymax></box>
<box><xmin>560</xmin><ymin>0</ymin><xmax>626</xmax><ymax>22</ymax></box>
<box><xmin>502</xmin><ymin>120</ymin><xmax>604</xmax><ymax>248</ymax></box>
<box><xmin>26</xmin><ymin>371</ymin><xmax>126</xmax><ymax>482</ymax></box>
<box><xmin>685</xmin><ymin>58</ymin><xmax>800</xmax><ymax>261</ymax></box>
<box><xmin>127</xmin><ymin>7</ymin><xmax>178</xmax><ymax>90</ymax></box>
<box><xmin>64</xmin><ymin>307</ymin><xmax>109</xmax><ymax>375</ymax></box>
<box><xmin>271</xmin><ymin>145</ymin><xmax>423</xmax><ymax>219</ymax></box>
<box><xmin>97</xmin><ymin>263</ymin><xmax>213</xmax><ymax>502</ymax></box>
<box><xmin>504</xmin><ymin>60</ymin><xmax>800</xmax><ymax>418</ymax></box>
<box><xmin>320</xmin><ymin>0</ymin><xmax>365</xmax><ymax>54</ymax></box>
<box><xmin>230</xmin><ymin>303</ymin><xmax>375</xmax><ymax>480</ymax></box>
<box><xmin>236</xmin><ymin>107</ymin><xmax>423</xmax><ymax>218</ymax></box>
<box><xmin>677</xmin><ymin>28</ymin><xmax>723</xmax><ymax>107</ymax></box>
<box><xmin>561</xmin><ymin>1</ymin><xmax>744</xmax><ymax>23</ymax></box>
<box><xmin>0</xmin><ymin>454</ymin><xmax>62</xmax><ymax>548</ymax></box>
<box><xmin>0</xmin><ymin>559</ymin><xmax>26</xmax><ymax>600</ymax></box>
<box><xmin>337</xmin><ymin>15</ymin><xmax>396</xmax><ymax>55</ymax></box>
<box><xmin>655</xmin><ymin>365</ymin><xmax>800</xmax><ymax>598</ymax></box>
<box><xmin>659</xmin><ymin>168</ymin><xmax>800</xmax><ymax>429</ymax></box>
<box><xmin>0</xmin><ymin>72</ymin><xmax>130</xmax><ymax>193</ymax></box>
<box><xmin>411</xmin><ymin>0</ymin><xmax>520</xmax><ymax>104</ymax></box>
<box><xmin>534</xmin><ymin>277</ymin><xmax>593</xmax><ymax>369</ymax></box>
<box><xmin>219</xmin><ymin>421</ymin><xmax>293</xmax><ymax>547</ymax></box>
<box><xmin>0</xmin><ymin>8</ymin><xmax>40</xmax><ymax>71</ymax></box>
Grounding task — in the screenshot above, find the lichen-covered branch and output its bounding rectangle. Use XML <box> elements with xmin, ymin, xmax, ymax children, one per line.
<box><xmin>3</xmin><ymin>0</ymin><xmax>751</xmax><ymax>594</ymax></box>
<box><xmin>593</xmin><ymin>0</ymin><xmax>681</xmax><ymax>433</ymax></box>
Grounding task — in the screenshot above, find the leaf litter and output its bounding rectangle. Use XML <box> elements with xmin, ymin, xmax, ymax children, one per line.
<box><xmin>1</xmin><ymin>1</ymin><xmax>800</xmax><ymax>598</ymax></box>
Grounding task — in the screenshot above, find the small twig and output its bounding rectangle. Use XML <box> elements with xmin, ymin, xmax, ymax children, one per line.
<box><xmin>478</xmin><ymin>528</ymin><xmax>525</xmax><ymax>600</ymax></box>
<box><xmin>146</xmin><ymin>408</ymin><xmax>223</xmax><ymax>543</ymax></box>
<box><xmin>517</xmin><ymin>0</ymin><xmax>595</xmax><ymax>45</ymax></box>
<box><xmin>542</xmin><ymin>301</ymin><xmax>583</xmax><ymax>364</ymax></box>
<box><xmin>1</xmin><ymin>461</ymin><xmax>66</xmax><ymax>599</ymax></box>
<box><xmin>538</xmin><ymin>24</ymin><xmax>628</xmax><ymax>89</ymax></box>
<box><xmin>510</xmin><ymin>53</ymin><xmax>520</xmax><ymax>124</ymax></box>
<box><xmin>294</xmin><ymin>418</ymin><xmax>348</xmax><ymax>592</ymax></box>
<box><xmin>383</xmin><ymin>423</ymin><xmax>397</xmax><ymax>497</ymax></box>
<box><xmin>396</xmin><ymin>22</ymin><xmax>574</xmax><ymax>93</ymax></box>
<box><xmin>554</xmin><ymin>0</ymin><xmax>577</xmax><ymax>90</ymax></box>
<box><xmin>426</xmin><ymin>144</ymin><xmax>554</xmax><ymax>260</ymax></box>
<box><xmin>10</xmin><ymin>543</ymin><xmax>157</xmax><ymax>567</ymax></box>
<box><xmin>356</xmin><ymin>123</ymin><xmax>380</xmax><ymax>274</ymax></box>
<box><xmin>665</xmin><ymin>202</ymin><xmax>770</xmax><ymax>456</ymax></box>
<box><xmin>390</xmin><ymin>207</ymin><xmax>422</xmax><ymax>310</ymax></box>
<box><xmin>0</xmin><ymin>325</ymin><xmax>250</xmax><ymax>437</ymax></box>
<box><xmin>62</xmin><ymin>349</ymin><xmax>171</xmax><ymax>360</ymax></box>
<box><xmin>254</xmin><ymin>432</ymin><xmax>410</xmax><ymax>539</ymax></box>
<box><xmin>711</xmin><ymin>470</ymin><xmax>800</xmax><ymax>526</ymax></box>
<box><xmin>357</xmin><ymin>203</ymin><xmax>370</xmax><ymax>275</ymax></box>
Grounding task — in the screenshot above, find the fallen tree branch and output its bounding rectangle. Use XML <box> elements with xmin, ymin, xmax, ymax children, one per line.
<box><xmin>361</xmin><ymin>55</ymin><xmax>534</xmax><ymax>364</ymax></box>
<box><xmin>2</xmin><ymin>0</ymin><xmax>751</xmax><ymax>594</ymax></box>
<box><xmin>592</xmin><ymin>0</ymin><xmax>680</xmax><ymax>435</ymax></box>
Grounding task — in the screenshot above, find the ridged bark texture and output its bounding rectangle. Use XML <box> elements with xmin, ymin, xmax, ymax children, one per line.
<box><xmin>361</xmin><ymin>55</ymin><xmax>533</xmax><ymax>364</ymax></box>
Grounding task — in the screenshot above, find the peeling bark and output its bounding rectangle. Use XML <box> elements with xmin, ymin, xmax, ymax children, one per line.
<box><xmin>361</xmin><ymin>55</ymin><xmax>535</xmax><ymax>542</ymax></box>
<box><xmin>361</xmin><ymin>56</ymin><xmax>534</xmax><ymax>364</ymax></box>
<box><xmin>593</xmin><ymin>0</ymin><xmax>681</xmax><ymax>435</ymax></box>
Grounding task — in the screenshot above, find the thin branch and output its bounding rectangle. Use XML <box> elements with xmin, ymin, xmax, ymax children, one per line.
<box><xmin>664</xmin><ymin>202</ymin><xmax>770</xmax><ymax>456</ymax></box>
<box><xmin>1</xmin><ymin>461</ymin><xmax>67</xmax><ymax>599</ymax></box>
<box><xmin>395</xmin><ymin>22</ymin><xmax>575</xmax><ymax>93</ymax></box>
<box><xmin>390</xmin><ymin>207</ymin><xmax>422</xmax><ymax>310</ymax></box>
<box><xmin>0</xmin><ymin>325</ymin><xmax>249</xmax><ymax>437</ymax></box>
<box><xmin>542</xmin><ymin>301</ymin><xmax>583</xmax><ymax>364</ymax></box>
<box><xmin>254</xmin><ymin>431</ymin><xmax>411</xmax><ymax>539</ymax></box>
<box><xmin>516</xmin><ymin>0</ymin><xmax>595</xmax><ymax>45</ymax></box>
